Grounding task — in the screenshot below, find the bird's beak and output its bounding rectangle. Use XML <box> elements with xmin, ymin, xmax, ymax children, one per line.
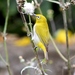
<box><xmin>31</xmin><ymin>14</ymin><xmax>36</xmax><ymax>21</ymax></box>
<box><xmin>32</xmin><ymin>14</ymin><xmax>36</xmax><ymax>17</ymax></box>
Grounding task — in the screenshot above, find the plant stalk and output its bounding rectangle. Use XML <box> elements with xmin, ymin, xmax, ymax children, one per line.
<box><xmin>28</xmin><ymin>15</ymin><xmax>32</xmax><ymax>32</ymax></box>
<box><xmin>63</xmin><ymin>10</ymin><xmax>71</xmax><ymax>75</ymax></box>
<box><xmin>3</xmin><ymin>0</ymin><xmax>9</xmax><ymax>64</ymax></box>
<box><xmin>0</xmin><ymin>54</ymin><xmax>8</xmax><ymax>65</ymax></box>
<box><xmin>50</xmin><ymin>34</ymin><xmax>68</xmax><ymax>62</ymax></box>
<box><xmin>20</xmin><ymin>13</ymin><xmax>30</xmax><ymax>36</ymax></box>
<box><xmin>3</xmin><ymin>0</ymin><xmax>12</xmax><ymax>75</ymax></box>
<box><xmin>61</xmin><ymin>0</ymin><xmax>71</xmax><ymax>74</ymax></box>
<box><xmin>32</xmin><ymin>42</ymin><xmax>45</xmax><ymax>75</ymax></box>
<box><xmin>37</xmin><ymin>7</ymin><xmax>43</xmax><ymax>14</ymax></box>
<box><xmin>67</xmin><ymin>6</ymin><xmax>74</xmax><ymax>32</ymax></box>
<box><xmin>34</xmin><ymin>0</ymin><xmax>42</xmax><ymax>14</ymax></box>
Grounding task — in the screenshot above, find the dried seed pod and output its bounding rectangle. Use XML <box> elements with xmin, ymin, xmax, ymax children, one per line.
<box><xmin>64</xmin><ymin>2</ymin><xmax>71</xmax><ymax>9</ymax></box>
<box><xmin>16</xmin><ymin>0</ymin><xmax>25</xmax><ymax>7</ymax></box>
<box><xmin>71</xmin><ymin>0</ymin><xmax>75</xmax><ymax>4</ymax></box>
<box><xmin>16</xmin><ymin>0</ymin><xmax>26</xmax><ymax>14</ymax></box>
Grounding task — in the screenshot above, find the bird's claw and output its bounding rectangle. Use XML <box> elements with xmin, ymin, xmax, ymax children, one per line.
<box><xmin>34</xmin><ymin>46</ymin><xmax>37</xmax><ymax>49</ymax></box>
<box><xmin>27</xmin><ymin>32</ymin><xmax>32</xmax><ymax>37</ymax></box>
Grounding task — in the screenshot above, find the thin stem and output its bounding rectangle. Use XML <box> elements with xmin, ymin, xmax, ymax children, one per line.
<box><xmin>21</xmin><ymin>66</ymin><xmax>44</xmax><ymax>75</ymax></box>
<box><xmin>34</xmin><ymin>49</ymin><xmax>45</xmax><ymax>75</ymax></box>
<box><xmin>67</xmin><ymin>6</ymin><xmax>74</xmax><ymax>32</ymax></box>
<box><xmin>62</xmin><ymin>0</ymin><xmax>71</xmax><ymax>74</ymax></box>
<box><xmin>50</xmin><ymin>34</ymin><xmax>68</xmax><ymax>62</ymax></box>
<box><xmin>3</xmin><ymin>0</ymin><xmax>9</xmax><ymax>63</ymax></box>
<box><xmin>3</xmin><ymin>0</ymin><xmax>9</xmax><ymax>34</ymax></box>
<box><xmin>34</xmin><ymin>0</ymin><xmax>43</xmax><ymax>14</ymax></box>
<box><xmin>67</xmin><ymin>0</ymin><xmax>73</xmax><ymax>32</ymax></box>
<box><xmin>3</xmin><ymin>0</ymin><xmax>12</xmax><ymax>75</ymax></box>
<box><xmin>4</xmin><ymin>39</ymin><xmax>9</xmax><ymax>62</ymax></box>
<box><xmin>63</xmin><ymin>10</ymin><xmax>71</xmax><ymax>75</ymax></box>
<box><xmin>37</xmin><ymin>7</ymin><xmax>43</xmax><ymax>14</ymax></box>
<box><xmin>31</xmin><ymin>42</ymin><xmax>45</xmax><ymax>75</ymax></box>
<box><xmin>6</xmin><ymin>65</ymin><xmax>12</xmax><ymax>75</ymax></box>
<box><xmin>68</xmin><ymin>6</ymin><xmax>72</xmax><ymax>26</ymax></box>
<box><xmin>3</xmin><ymin>39</ymin><xmax>12</xmax><ymax>75</ymax></box>
<box><xmin>47</xmin><ymin>0</ymin><xmax>61</xmax><ymax>5</ymax></box>
<box><xmin>0</xmin><ymin>54</ymin><xmax>8</xmax><ymax>65</ymax></box>
<box><xmin>70</xmin><ymin>55</ymin><xmax>75</xmax><ymax>60</ymax></box>
<box><xmin>47</xmin><ymin>0</ymin><xmax>65</xmax><ymax>9</ymax></box>
<box><xmin>28</xmin><ymin>15</ymin><xmax>32</xmax><ymax>32</ymax></box>
<box><xmin>20</xmin><ymin>13</ymin><xmax>30</xmax><ymax>36</ymax></box>
<box><xmin>0</xmin><ymin>54</ymin><xmax>12</xmax><ymax>75</ymax></box>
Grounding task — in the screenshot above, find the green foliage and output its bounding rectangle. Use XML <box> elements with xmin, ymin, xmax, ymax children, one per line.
<box><xmin>40</xmin><ymin>0</ymin><xmax>52</xmax><ymax>17</ymax></box>
<box><xmin>9</xmin><ymin>0</ymin><xmax>17</xmax><ymax>16</ymax></box>
<box><xmin>0</xmin><ymin>0</ymin><xmax>7</xmax><ymax>17</ymax></box>
<box><xmin>0</xmin><ymin>0</ymin><xmax>17</xmax><ymax>17</ymax></box>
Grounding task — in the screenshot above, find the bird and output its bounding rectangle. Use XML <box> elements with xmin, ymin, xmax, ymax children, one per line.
<box><xmin>31</xmin><ymin>14</ymin><xmax>68</xmax><ymax>62</ymax></box>
<box><xmin>32</xmin><ymin>14</ymin><xmax>50</xmax><ymax>61</ymax></box>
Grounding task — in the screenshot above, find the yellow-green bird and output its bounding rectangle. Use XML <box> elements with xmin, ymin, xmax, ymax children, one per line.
<box><xmin>32</xmin><ymin>14</ymin><xmax>50</xmax><ymax>61</ymax></box>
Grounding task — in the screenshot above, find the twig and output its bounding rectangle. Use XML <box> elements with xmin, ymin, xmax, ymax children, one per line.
<box><xmin>50</xmin><ymin>34</ymin><xmax>68</xmax><ymax>62</ymax></box>
<box><xmin>0</xmin><ymin>54</ymin><xmax>12</xmax><ymax>75</ymax></box>
<box><xmin>0</xmin><ymin>54</ymin><xmax>8</xmax><ymax>65</ymax></box>
<box><xmin>70</xmin><ymin>55</ymin><xmax>75</xmax><ymax>60</ymax></box>
<box><xmin>61</xmin><ymin>0</ymin><xmax>71</xmax><ymax>74</ymax></box>
<box><xmin>67</xmin><ymin>0</ymin><xmax>74</xmax><ymax>32</ymax></box>
<box><xmin>16</xmin><ymin>1</ymin><xmax>30</xmax><ymax>35</ymax></box>
<box><xmin>47</xmin><ymin>0</ymin><xmax>62</xmax><ymax>5</ymax></box>
<box><xmin>47</xmin><ymin>0</ymin><xmax>71</xmax><ymax>10</ymax></box>
<box><xmin>19</xmin><ymin>11</ymin><xmax>30</xmax><ymax>36</ymax></box>
<box><xmin>32</xmin><ymin>42</ymin><xmax>45</xmax><ymax>75</ymax></box>
<box><xmin>28</xmin><ymin>15</ymin><xmax>32</xmax><ymax>32</ymax></box>
<box><xmin>34</xmin><ymin>0</ymin><xmax>43</xmax><ymax>14</ymax></box>
<box><xmin>67</xmin><ymin>6</ymin><xmax>74</xmax><ymax>32</ymax></box>
<box><xmin>3</xmin><ymin>0</ymin><xmax>9</xmax><ymax>63</ymax></box>
<box><xmin>37</xmin><ymin>7</ymin><xmax>43</xmax><ymax>14</ymax></box>
<box><xmin>2</xmin><ymin>0</ymin><xmax>12</xmax><ymax>75</ymax></box>
<box><xmin>21</xmin><ymin>66</ymin><xmax>46</xmax><ymax>75</ymax></box>
<box><xmin>47</xmin><ymin>0</ymin><xmax>65</xmax><ymax>9</ymax></box>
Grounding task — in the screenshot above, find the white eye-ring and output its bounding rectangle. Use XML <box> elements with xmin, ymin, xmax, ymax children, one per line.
<box><xmin>37</xmin><ymin>16</ymin><xmax>40</xmax><ymax>19</ymax></box>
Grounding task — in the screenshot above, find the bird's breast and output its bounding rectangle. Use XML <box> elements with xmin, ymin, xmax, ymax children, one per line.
<box><xmin>32</xmin><ymin>25</ymin><xmax>40</xmax><ymax>45</ymax></box>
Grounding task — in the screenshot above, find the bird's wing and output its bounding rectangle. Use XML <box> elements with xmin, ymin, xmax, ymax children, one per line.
<box><xmin>35</xmin><ymin>23</ymin><xmax>50</xmax><ymax>45</ymax></box>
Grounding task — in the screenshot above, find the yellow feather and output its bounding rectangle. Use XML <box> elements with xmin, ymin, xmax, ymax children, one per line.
<box><xmin>37</xmin><ymin>42</ymin><xmax>48</xmax><ymax>60</ymax></box>
<box><xmin>35</xmin><ymin>15</ymin><xmax>50</xmax><ymax>45</ymax></box>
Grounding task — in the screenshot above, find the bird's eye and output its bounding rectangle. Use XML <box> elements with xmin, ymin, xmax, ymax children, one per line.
<box><xmin>37</xmin><ymin>16</ymin><xmax>40</xmax><ymax>19</ymax></box>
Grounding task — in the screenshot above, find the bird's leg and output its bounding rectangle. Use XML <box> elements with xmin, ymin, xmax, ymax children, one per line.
<box><xmin>27</xmin><ymin>32</ymin><xmax>32</xmax><ymax>37</ymax></box>
<box><xmin>34</xmin><ymin>46</ymin><xmax>38</xmax><ymax>50</ymax></box>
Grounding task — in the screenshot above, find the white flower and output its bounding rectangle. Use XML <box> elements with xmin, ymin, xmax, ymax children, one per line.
<box><xmin>23</xmin><ymin>1</ymin><xmax>35</xmax><ymax>15</ymax></box>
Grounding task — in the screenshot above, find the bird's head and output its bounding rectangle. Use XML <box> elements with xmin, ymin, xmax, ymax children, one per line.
<box><xmin>34</xmin><ymin>14</ymin><xmax>47</xmax><ymax>23</ymax></box>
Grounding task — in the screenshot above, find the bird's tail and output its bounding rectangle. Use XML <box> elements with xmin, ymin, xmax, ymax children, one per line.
<box><xmin>44</xmin><ymin>50</ymin><xmax>48</xmax><ymax>61</ymax></box>
<box><xmin>37</xmin><ymin>42</ymin><xmax>48</xmax><ymax>61</ymax></box>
